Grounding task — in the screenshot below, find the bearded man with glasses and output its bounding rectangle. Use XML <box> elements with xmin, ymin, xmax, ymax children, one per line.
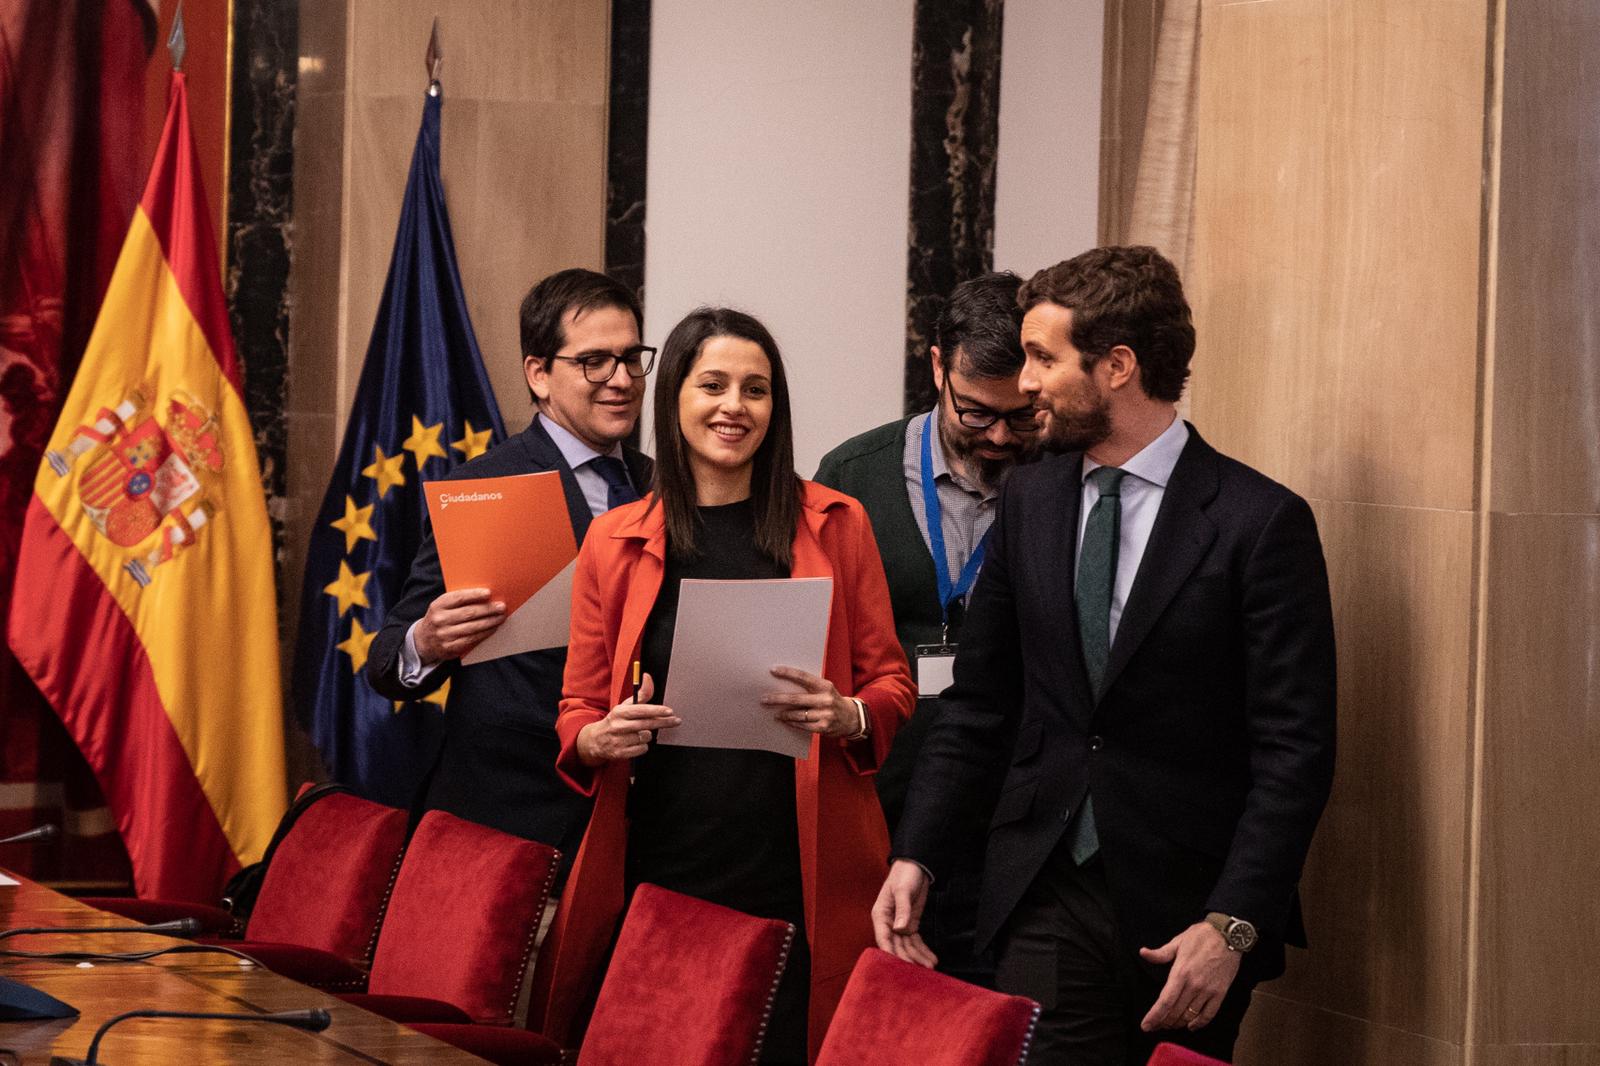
<box><xmin>814</xmin><ymin>270</ymin><xmax>1039</xmax><ymax>988</ymax></box>
<box><xmin>369</xmin><ymin>269</ymin><xmax>654</xmax><ymax>889</ymax></box>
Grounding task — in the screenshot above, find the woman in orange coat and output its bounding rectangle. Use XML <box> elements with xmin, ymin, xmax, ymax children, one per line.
<box><xmin>536</xmin><ymin>307</ymin><xmax>915</xmax><ymax>1063</ymax></box>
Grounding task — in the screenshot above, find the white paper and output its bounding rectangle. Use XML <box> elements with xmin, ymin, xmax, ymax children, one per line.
<box><xmin>461</xmin><ymin>557</ymin><xmax>578</xmax><ymax>665</ymax></box>
<box><xmin>657</xmin><ymin>577</ymin><xmax>833</xmax><ymax>760</ymax></box>
<box><xmin>0</xmin><ymin>872</ymin><xmax>19</xmax><ymax>887</ymax></box>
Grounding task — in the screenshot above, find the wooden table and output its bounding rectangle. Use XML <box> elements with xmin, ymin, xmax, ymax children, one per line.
<box><xmin>0</xmin><ymin>871</ymin><xmax>487</xmax><ymax>1064</ymax></box>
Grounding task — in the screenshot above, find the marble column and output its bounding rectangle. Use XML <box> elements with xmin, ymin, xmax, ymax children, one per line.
<box><xmin>606</xmin><ymin>0</ymin><xmax>650</xmax><ymax>304</ymax></box>
<box><xmin>225</xmin><ymin>0</ymin><xmax>297</xmax><ymax>605</ymax></box>
<box><xmin>904</xmin><ymin>0</ymin><xmax>1004</xmax><ymax>414</ymax></box>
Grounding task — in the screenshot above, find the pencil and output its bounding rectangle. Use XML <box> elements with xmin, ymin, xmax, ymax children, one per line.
<box><xmin>631</xmin><ymin>659</ymin><xmax>642</xmax><ymax>704</ymax></box>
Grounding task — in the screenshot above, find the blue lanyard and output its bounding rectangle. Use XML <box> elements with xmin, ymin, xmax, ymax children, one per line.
<box><xmin>920</xmin><ymin>414</ymin><xmax>989</xmax><ymax>624</ymax></box>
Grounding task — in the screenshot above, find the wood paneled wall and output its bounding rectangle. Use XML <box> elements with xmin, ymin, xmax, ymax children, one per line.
<box><xmin>1184</xmin><ymin>1</ymin><xmax>1600</xmax><ymax>1062</ymax></box>
<box><xmin>286</xmin><ymin>0</ymin><xmax>610</xmax><ymax>653</ymax></box>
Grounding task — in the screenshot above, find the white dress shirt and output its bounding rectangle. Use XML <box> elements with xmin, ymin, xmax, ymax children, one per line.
<box><xmin>398</xmin><ymin>413</ymin><xmax>633</xmax><ymax>684</ymax></box>
<box><xmin>1075</xmin><ymin>416</ymin><xmax>1189</xmax><ymax>644</ymax></box>
<box><xmin>538</xmin><ymin>414</ymin><xmax>632</xmax><ymax>519</ymax></box>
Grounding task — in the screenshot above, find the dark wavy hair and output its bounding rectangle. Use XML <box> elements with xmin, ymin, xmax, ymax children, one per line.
<box><xmin>650</xmin><ymin>307</ymin><xmax>801</xmax><ymax>567</ymax></box>
<box><xmin>935</xmin><ymin>271</ymin><xmax>1025</xmax><ymax>379</ymax></box>
<box><xmin>1018</xmin><ymin>246</ymin><xmax>1195</xmax><ymax>402</ymax></box>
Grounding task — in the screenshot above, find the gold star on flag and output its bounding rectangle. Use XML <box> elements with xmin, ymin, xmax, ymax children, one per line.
<box><xmin>403</xmin><ymin>416</ymin><xmax>448</xmax><ymax>469</ymax></box>
<box><xmin>330</xmin><ymin>495</ymin><xmax>377</xmax><ymax>553</ymax></box>
<box><xmin>422</xmin><ymin>678</ymin><xmax>452</xmax><ymax>709</ymax></box>
<box><xmin>362</xmin><ymin>444</ymin><xmax>406</xmax><ymax>499</ymax></box>
<box><xmin>323</xmin><ymin>560</ymin><xmax>371</xmax><ymax>616</ymax></box>
<box><xmin>391</xmin><ymin>677</ymin><xmax>451</xmax><ymax>714</ymax></box>
<box><xmin>452</xmin><ymin>421</ymin><xmax>493</xmax><ymax>462</ymax></box>
<box><xmin>336</xmin><ymin>618</ymin><xmax>376</xmax><ymax>674</ymax></box>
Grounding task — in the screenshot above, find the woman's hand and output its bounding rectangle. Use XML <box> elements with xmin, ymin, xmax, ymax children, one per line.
<box><xmin>575</xmin><ymin>673</ymin><xmax>679</xmax><ymax>767</ymax></box>
<box><xmin>764</xmin><ymin>666</ymin><xmax>865</xmax><ymax>739</ymax></box>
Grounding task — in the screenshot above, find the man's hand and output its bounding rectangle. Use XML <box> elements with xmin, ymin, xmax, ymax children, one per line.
<box><xmin>872</xmin><ymin>859</ymin><xmax>938</xmax><ymax>968</ymax></box>
<box><xmin>413</xmin><ymin>588</ymin><xmax>506</xmax><ymax>664</ymax></box>
<box><xmin>575</xmin><ymin>673</ymin><xmax>680</xmax><ymax>766</ymax></box>
<box><xmin>1138</xmin><ymin>921</ymin><xmax>1242</xmax><ymax>1032</ymax></box>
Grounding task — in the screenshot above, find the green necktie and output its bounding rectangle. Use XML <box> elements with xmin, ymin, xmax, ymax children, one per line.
<box><xmin>1068</xmin><ymin>465</ymin><xmax>1127</xmax><ymax>865</ymax></box>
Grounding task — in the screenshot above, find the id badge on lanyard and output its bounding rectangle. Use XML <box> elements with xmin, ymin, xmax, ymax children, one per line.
<box><xmin>918</xmin><ymin>415</ymin><xmax>987</xmax><ymax>698</ymax></box>
<box><xmin>914</xmin><ymin>641</ymin><xmax>958</xmax><ymax>698</ymax></box>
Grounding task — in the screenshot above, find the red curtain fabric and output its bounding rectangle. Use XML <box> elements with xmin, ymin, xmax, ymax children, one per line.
<box><xmin>0</xmin><ymin>0</ymin><xmax>151</xmax><ymax>886</ymax></box>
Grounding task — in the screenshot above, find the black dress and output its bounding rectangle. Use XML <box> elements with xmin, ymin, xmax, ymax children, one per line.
<box><xmin>625</xmin><ymin>498</ymin><xmax>809</xmax><ymax>1065</ymax></box>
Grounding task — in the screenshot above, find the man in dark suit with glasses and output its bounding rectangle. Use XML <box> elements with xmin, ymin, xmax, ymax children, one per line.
<box><xmin>369</xmin><ymin>268</ymin><xmax>654</xmax><ymax>881</ymax></box>
<box><xmin>815</xmin><ymin>271</ymin><xmax>1041</xmax><ymax>986</ymax></box>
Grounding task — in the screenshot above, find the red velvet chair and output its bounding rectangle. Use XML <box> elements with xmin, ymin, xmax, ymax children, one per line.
<box><xmin>339</xmin><ymin>809</ymin><xmax>560</xmax><ymax>1025</ymax></box>
<box><xmin>814</xmin><ymin>948</ymin><xmax>1039</xmax><ymax>1066</ymax></box>
<box><xmin>409</xmin><ymin>1023</ymin><xmax>563</xmax><ymax>1065</ymax></box>
<box><xmin>87</xmin><ymin>786</ymin><xmax>410</xmax><ymax>989</ymax></box>
<box><xmin>1148</xmin><ymin>1043</ymin><xmax>1230</xmax><ymax>1065</ymax></box>
<box><xmin>574</xmin><ymin>884</ymin><xmax>795</xmax><ymax>1066</ymax></box>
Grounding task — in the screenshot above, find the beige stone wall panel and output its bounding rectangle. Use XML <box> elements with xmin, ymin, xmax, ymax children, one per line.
<box><xmin>1190</xmin><ymin>0</ymin><xmax>1487</xmax><ymax>511</ymax></box>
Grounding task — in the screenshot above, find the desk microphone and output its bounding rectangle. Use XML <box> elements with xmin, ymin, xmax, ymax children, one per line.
<box><xmin>0</xmin><ymin>824</ymin><xmax>59</xmax><ymax>845</ymax></box>
<box><xmin>0</xmin><ymin>919</ymin><xmax>200</xmax><ymax>942</ymax></box>
<box><xmin>48</xmin><ymin>1007</ymin><xmax>332</xmax><ymax>1065</ymax></box>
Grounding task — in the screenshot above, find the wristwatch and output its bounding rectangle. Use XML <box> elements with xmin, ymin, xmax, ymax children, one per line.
<box><xmin>1205</xmin><ymin>911</ymin><xmax>1258</xmax><ymax>953</ymax></box>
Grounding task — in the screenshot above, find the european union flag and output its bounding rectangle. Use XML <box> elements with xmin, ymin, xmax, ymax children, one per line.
<box><xmin>293</xmin><ymin>88</ymin><xmax>505</xmax><ymax>806</ymax></box>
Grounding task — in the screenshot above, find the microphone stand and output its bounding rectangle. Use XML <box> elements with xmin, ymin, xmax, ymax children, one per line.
<box><xmin>0</xmin><ymin>824</ymin><xmax>59</xmax><ymax>846</ymax></box>
<box><xmin>49</xmin><ymin>1007</ymin><xmax>332</xmax><ymax>1065</ymax></box>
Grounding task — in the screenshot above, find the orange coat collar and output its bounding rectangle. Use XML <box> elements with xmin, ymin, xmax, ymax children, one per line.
<box><xmin>608</xmin><ymin>485</ymin><xmax>850</xmax><ymax>577</ymax></box>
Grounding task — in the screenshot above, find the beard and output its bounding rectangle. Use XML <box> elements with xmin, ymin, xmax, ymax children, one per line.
<box><xmin>938</xmin><ymin>409</ymin><xmax>1035</xmax><ymax>488</ymax></box>
<box><xmin>1038</xmin><ymin>385</ymin><xmax>1113</xmax><ymax>454</ymax></box>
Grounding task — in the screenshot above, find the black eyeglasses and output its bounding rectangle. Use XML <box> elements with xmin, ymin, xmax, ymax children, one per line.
<box><xmin>946</xmin><ymin>381</ymin><xmax>1041</xmax><ymax>431</ymax></box>
<box><xmin>550</xmin><ymin>345</ymin><xmax>658</xmax><ymax>383</ymax></box>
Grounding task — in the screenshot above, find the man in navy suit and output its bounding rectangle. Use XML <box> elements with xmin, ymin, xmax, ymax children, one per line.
<box><xmin>874</xmin><ymin>246</ymin><xmax>1336</xmax><ymax>1063</ymax></box>
<box><xmin>368</xmin><ymin>269</ymin><xmax>654</xmax><ymax>876</ymax></box>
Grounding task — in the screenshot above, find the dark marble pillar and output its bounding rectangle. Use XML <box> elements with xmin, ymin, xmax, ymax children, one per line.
<box><xmin>606</xmin><ymin>0</ymin><xmax>650</xmax><ymax>306</ymax></box>
<box><xmin>904</xmin><ymin>0</ymin><xmax>1005</xmax><ymax>415</ymax></box>
<box><xmin>225</xmin><ymin>0</ymin><xmax>297</xmax><ymax>606</ymax></box>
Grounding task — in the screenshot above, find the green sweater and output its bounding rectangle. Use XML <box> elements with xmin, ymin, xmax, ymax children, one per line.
<box><xmin>813</xmin><ymin>416</ymin><xmax>943</xmax><ymax>668</ymax></box>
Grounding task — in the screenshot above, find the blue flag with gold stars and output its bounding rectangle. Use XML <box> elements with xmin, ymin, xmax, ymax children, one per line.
<box><xmin>293</xmin><ymin>89</ymin><xmax>505</xmax><ymax>806</ymax></box>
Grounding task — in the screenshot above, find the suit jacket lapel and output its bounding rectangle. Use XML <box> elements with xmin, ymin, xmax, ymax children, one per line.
<box><xmin>521</xmin><ymin>416</ymin><xmax>600</xmax><ymax>542</ymax></box>
<box><xmin>1099</xmin><ymin>430</ymin><xmax>1219</xmax><ymax>698</ymax></box>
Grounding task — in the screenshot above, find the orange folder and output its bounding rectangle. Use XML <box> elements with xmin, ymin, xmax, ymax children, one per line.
<box><xmin>423</xmin><ymin>471</ymin><xmax>578</xmax><ymax>663</ymax></box>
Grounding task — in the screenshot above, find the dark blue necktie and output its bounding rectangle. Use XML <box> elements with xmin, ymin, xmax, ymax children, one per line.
<box><xmin>589</xmin><ymin>455</ymin><xmax>639</xmax><ymax>511</ymax></box>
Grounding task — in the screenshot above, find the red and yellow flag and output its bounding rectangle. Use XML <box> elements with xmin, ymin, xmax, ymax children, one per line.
<box><xmin>7</xmin><ymin>72</ymin><xmax>287</xmax><ymax>901</ymax></box>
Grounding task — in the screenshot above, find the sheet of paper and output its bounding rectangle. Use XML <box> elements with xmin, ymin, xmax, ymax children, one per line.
<box><xmin>658</xmin><ymin>577</ymin><xmax>834</xmax><ymax>760</ymax></box>
<box><xmin>423</xmin><ymin>471</ymin><xmax>578</xmax><ymax>663</ymax></box>
<box><xmin>0</xmin><ymin>873</ymin><xmax>19</xmax><ymax>887</ymax></box>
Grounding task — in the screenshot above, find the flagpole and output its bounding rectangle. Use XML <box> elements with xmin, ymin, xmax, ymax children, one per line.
<box><xmin>167</xmin><ymin>0</ymin><xmax>186</xmax><ymax>71</ymax></box>
<box><xmin>427</xmin><ymin>17</ymin><xmax>442</xmax><ymax>97</ymax></box>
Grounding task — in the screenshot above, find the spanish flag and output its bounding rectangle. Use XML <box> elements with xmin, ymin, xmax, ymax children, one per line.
<box><xmin>6</xmin><ymin>72</ymin><xmax>287</xmax><ymax>901</ymax></box>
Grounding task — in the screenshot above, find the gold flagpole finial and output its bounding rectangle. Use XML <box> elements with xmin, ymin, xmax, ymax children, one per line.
<box><xmin>167</xmin><ymin>0</ymin><xmax>187</xmax><ymax>71</ymax></box>
<box><xmin>426</xmin><ymin>17</ymin><xmax>443</xmax><ymax>96</ymax></box>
